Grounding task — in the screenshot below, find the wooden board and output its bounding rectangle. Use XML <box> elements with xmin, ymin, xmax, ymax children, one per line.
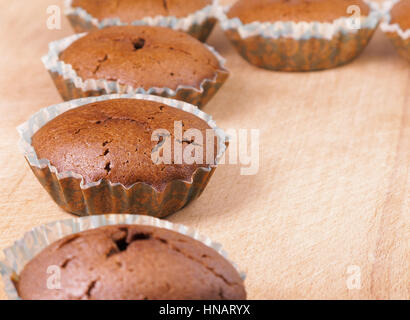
<box><xmin>0</xmin><ymin>0</ymin><xmax>408</xmax><ymax>300</ymax></box>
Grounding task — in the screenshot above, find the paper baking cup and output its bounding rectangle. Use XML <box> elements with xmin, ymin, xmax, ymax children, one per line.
<box><xmin>219</xmin><ymin>1</ymin><xmax>381</xmax><ymax>71</ymax></box>
<box><xmin>42</xmin><ymin>32</ymin><xmax>229</xmax><ymax>109</ymax></box>
<box><xmin>0</xmin><ymin>214</ymin><xmax>246</xmax><ymax>300</ymax></box>
<box><xmin>17</xmin><ymin>94</ymin><xmax>228</xmax><ymax>217</ymax></box>
<box><xmin>64</xmin><ymin>0</ymin><xmax>220</xmax><ymax>42</ymax></box>
<box><xmin>380</xmin><ymin>0</ymin><xmax>410</xmax><ymax>62</ymax></box>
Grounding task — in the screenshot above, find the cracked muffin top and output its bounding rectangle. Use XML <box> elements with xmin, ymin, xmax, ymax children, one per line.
<box><xmin>31</xmin><ymin>98</ymin><xmax>217</xmax><ymax>190</ymax></box>
<box><xmin>15</xmin><ymin>225</ymin><xmax>246</xmax><ymax>300</ymax></box>
<box><xmin>59</xmin><ymin>26</ymin><xmax>222</xmax><ymax>90</ymax></box>
<box><xmin>227</xmin><ymin>0</ymin><xmax>371</xmax><ymax>24</ymax></box>
<box><xmin>72</xmin><ymin>0</ymin><xmax>212</xmax><ymax>22</ymax></box>
<box><xmin>390</xmin><ymin>0</ymin><xmax>410</xmax><ymax>31</ymax></box>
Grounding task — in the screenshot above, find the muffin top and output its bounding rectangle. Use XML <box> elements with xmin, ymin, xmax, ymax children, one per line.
<box><xmin>16</xmin><ymin>225</ymin><xmax>246</xmax><ymax>300</ymax></box>
<box><xmin>71</xmin><ymin>0</ymin><xmax>212</xmax><ymax>22</ymax></box>
<box><xmin>390</xmin><ymin>0</ymin><xmax>410</xmax><ymax>30</ymax></box>
<box><xmin>31</xmin><ymin>98</ymin><xmax>216</xmax><ymax>190</ymax></box>
<box><xmin>59</xmin><ymin>26</ymin><xmax>221</xmax><ymax>90</ymax></box>
<box><xmin>227</xmin><ymin>0</ymin><xmax>371</xmax><ymax>24</ymax></box>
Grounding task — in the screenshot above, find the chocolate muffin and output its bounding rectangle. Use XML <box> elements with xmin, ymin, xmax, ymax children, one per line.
<box><xmin>227</xmin><ymin>0</ymin><xmax>371</xmax><ymax>24</ymax></box>
<box><xmin>66</xmin><ymin>0</ymin><xmax>217</xmax><ymax>42</ymax></box>
<box><xmin>381</xmin><ymin>0</ymin><xmax>410</xmax><ymax>63</ymax></box>
<box><xmin>60</xmin><ymin>26</ymin><xmax>221</xmax><ymax>92</ymax></box>
<box><xmin>31</xmin><ymin>98</ymin><xmax>215</xmax><ymax>191</ymax></box>
<box><xmin>48</xmin><ymin>26</ymin><xmax>228</xmax><ymax>107</ymax></box>
<box><xmin>390</xmin><ymin>0</ymin><xmax>410</xmax><ymax>30</ymax></box>
<box><xmin>222</xmin><ymin>0</ymin><xmax>378</xmax><ymax>71</ymax></box>
<box><xmin>15</xmin><ymin>225</ymin><xmax>246</xmax><ymax>300</ymax></box>
<box><xmin>71</xmin><ymin>0</ymin><xmax>212</xmax><ymax>22</ymax></box>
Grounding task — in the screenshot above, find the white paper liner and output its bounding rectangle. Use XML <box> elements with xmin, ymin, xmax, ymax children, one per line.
<box><xmin>41</xmin><ymin>32</ymin><xmax>228</xmax><ymax>97</ymax></box>
<box><xmin>0</xmin><ymin>214</ymin><xmax>246</xmax><ymax>300</ymax></box>
<box><xmin>380</xmin><ymin>0</ymin><xmax>410</xmax><ymax>39</ymax></box>
<box><xmin>64</xmin><ymin>0</ymin><xmax>220</xmax><ymax>32</ymax></box>
<box><xmin>218</xmin><ymin>0</ymin><xmax>381</xmax><ymax>40</ymax></box>
<box><xmin>16</xmin><ymin>94</ymin><xmax>228</xmax><ymax>190</ymax></box>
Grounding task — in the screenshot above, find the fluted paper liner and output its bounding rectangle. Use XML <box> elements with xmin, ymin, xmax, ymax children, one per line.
<box><xmin>64</xmin><ymin>0</ymin><xmax>220</xmax><ymax>42</ymax></box>
<box><xmin>42</xmin><ymin>32</ymin><xmax>229</xmax><ymax>108</ymax></box>
<box><xmin>218</xmin><ymin>1</ymin><xmax>381</xmax><ymax>71</ymax></box>
<box><xmin>0</xmin><ymin>214</ymin><xmax>246</xmax><ymax>300</ymax></box>
<box><xmin>17</xmin><ymin>94</ymin><xmax>228</xmax><ymax>217</ymax></box>
<box><xmin>380</xmin><ymin>0</ymin><xmax>410</xmax><ymax>62</ymax></box>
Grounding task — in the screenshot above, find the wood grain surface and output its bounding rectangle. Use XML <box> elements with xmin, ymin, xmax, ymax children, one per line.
<box><xmin>0</xmin><ymin>0</ymin><xmax>408</xmax><ymax>300</ymax></box>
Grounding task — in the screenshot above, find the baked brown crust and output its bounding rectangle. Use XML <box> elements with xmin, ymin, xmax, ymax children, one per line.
<box><xmin>16</xmin><ymin>225</ymin><xmax>246</xmax><ymax>300</ymax></box>
<box><xmin>59</xmin><ymin>26</ymin><xmax>221</xmax><ymax>90</ymax></box>
<box><xmin>31</xmin><ymin>98</ymin><xmax>216</xmax><ymax>190</ymax></box>
<box><xmin>227</xmin><ymin>0</ymin><xmax>371</xmax><ymax>24</ymax></box>
<box><xmin>391</xmin><ymin>0</ymin><xmax>410</xmax><ymax>31</ymax></box>
<box><xmin>72</xmin><ymin>0</ymin><xmax>212</xmax><ymax>22</ymax></box>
